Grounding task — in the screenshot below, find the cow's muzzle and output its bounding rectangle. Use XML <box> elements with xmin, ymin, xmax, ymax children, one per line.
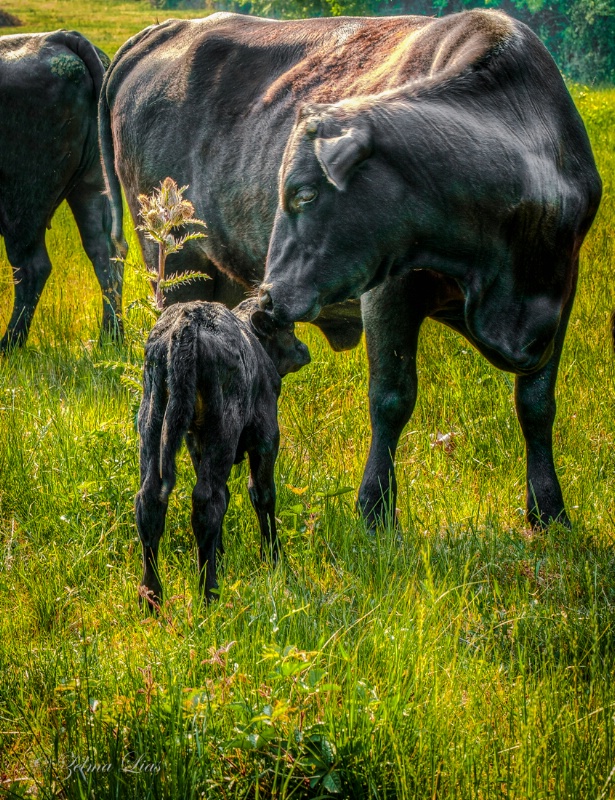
<box><xmin>258</xmin><ymin>283</ymin><xmax>321</xmax><ymax>325</ymax></box>
<box><xmin>258</xmin><ymin>287</ymin><xmax>273</xmax><ymax>312</ymax></box>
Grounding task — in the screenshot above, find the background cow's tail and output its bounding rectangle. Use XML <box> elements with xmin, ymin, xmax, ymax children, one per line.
<box><xmin>159</xmin><ymin>320</ymin><xmax>198</xmax><ymax>501</ymax></box>
<box><xmin>47</xmin><ymin>30</ymin><xmax>106</xmax><ymax>99</ymax></box>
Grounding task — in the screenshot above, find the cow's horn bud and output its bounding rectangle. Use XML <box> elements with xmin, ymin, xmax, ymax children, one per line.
<box><xmin>306</xmin><ymin>120</ymin><xmax>318</xmax><ymax>136</ymax></box>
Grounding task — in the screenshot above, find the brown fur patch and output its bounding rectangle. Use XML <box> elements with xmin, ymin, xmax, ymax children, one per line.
<box><xmin>262</xmin><ymin>11</ymin><xmax>514</xmax><ymax>107</ymax></box>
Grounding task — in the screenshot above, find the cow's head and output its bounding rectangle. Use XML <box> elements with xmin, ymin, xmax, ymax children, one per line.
<box><xmin>260</xmin><ymin>103</ymin><xmax>408</xmax><ymax>323</ymax></box>
<box><xmin>260</xmin><ymin>100</ymin><xmax>575</xmax><ymax>375</ymax></box>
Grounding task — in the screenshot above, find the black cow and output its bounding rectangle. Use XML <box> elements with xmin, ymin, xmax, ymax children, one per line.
<box><xmin>136</xmin><ymin>298</ymin><xmax>310</xmax><ymax>606</ymax></box>
<box><xmin>0</xmin><ymin>30</ymin><xmax>122</xmax><ymax>350</ymax></box>
<box><xmin>99</xmin><ymin>10</ymin><xmax>600</xmax><ymax>529</ymax></box>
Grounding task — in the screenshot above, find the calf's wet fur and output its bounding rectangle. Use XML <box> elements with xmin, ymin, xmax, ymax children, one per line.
<box><xmin>135</xmin><ymin>297</ymin><xmax>310</xmax><ymax>608</ymax></box>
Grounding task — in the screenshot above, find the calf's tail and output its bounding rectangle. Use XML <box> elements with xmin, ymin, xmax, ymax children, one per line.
<box><xmin>159</xmin><ymin>319</ymin><xmax>199</xmax><ymax>500</ymax></box>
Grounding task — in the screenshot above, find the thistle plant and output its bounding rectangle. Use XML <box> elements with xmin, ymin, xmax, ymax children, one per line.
<box><xmin>137</xmin><ymin>177</ymin><xmax>207</xmax><ymax>309</ymax></box>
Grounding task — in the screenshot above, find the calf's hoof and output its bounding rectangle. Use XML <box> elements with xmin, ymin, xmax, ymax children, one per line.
<box><xmin>528</xmin><ymin>507</ymin><xmax>571</xmax><ymax>531</ymax></box>
<box><xmin>138</xmin><ymin>583</ymin><xmax>162</xmax><ymax>613</ymax></box>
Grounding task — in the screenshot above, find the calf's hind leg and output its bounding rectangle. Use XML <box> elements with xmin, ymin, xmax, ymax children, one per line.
<box><xmin>191</xmin><ymin>435</ymin><xmax>236</xmax><ymax>603</ymax></box>
<box><xmin>135</xmin><ymin>365</ymin><xmax>168</xmax><ymax>608</ymax></box>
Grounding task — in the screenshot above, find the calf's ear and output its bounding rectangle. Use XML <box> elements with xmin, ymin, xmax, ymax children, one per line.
<box><xmin>315</xmin><ymin>127</ymin><xmax>372</xmax><ymax>191</ymax></box>
<box><xmin>250</xmin><ymin>310</ymin><xmax>277</xmax><ymax>339</ymax></box>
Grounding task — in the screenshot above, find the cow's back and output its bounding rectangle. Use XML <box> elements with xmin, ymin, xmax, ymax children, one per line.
<box><xmin>105</xmin><ymin>10</ymin><xmax>596</xmax><ymax>294</ymax></box>
<box><xmin>107</xmin><ymin>12</ymin><xmax>523</xmax><ymax>281</ymax></box>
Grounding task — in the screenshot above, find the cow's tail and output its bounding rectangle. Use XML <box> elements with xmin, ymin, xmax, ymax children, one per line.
<box><xmin>159</xmin><ymin>317</ymin><xmax>199</xmax><ymax>501</ymax></box>
<box><xmin>97</xmin><ymin>25</ymin><xmax>158</xmax><ymax>259</ymax></box>
<box><xmin>98</xmin><ymin>64</ymin><xmax>128</xmax><ymax>258</ymax></box>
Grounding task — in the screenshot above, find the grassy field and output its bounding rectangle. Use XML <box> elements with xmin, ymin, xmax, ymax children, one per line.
<box><xmin>2</xmin><ymin>3</ymin><xmax>615</xmax><ymax>798</ymax></box>
<box><xmin>0</xmin><ymin>0</ymin><xmax>212</xmax><ymax>57</ymax></box>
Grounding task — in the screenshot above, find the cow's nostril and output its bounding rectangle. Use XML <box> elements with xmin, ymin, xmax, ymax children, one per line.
<box><xmin>259</xmin><ymin>290</ymin><xmax>273</xmax><ymax>311</ymax></box>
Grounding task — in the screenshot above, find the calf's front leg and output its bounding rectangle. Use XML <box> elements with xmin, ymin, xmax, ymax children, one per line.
<box><xmin>248</xmin><ymin>440</ymin><xmax>280</xmax><ymax>564</ymax></box>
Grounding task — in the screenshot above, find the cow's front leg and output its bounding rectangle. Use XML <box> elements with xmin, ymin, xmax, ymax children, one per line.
<box><xmin>515</xmin><ymin>290</ymin><xmax>575</xmax><ymax>529</ymax></box>
<box><xmin>247</xmin><ymin>437</ymin><xmax>280</xmax><ymax>564</ymax></box>
<box><xmin>358</xmin><ymin>282</ymin><xmax>426</xmax><ymax>530</ymax></box>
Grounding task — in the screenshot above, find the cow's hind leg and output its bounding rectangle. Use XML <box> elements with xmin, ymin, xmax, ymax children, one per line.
<box><xmin>67</xmin><ymin>180</ymin><xmax>123</xmax><ymax>341</ymax></box>
<box><xmin>358</xmin><ymin>278</ymin><xmax>428</xmax><ymax>530</ymax></box>
<box><xmin>191</xmin><ymin>433</ymin><xmax>236</xmax><ymax>603</ymax></box>
<box><xmin>515</xmin><ymin>286</ymin><xmax>576</xmax><ymax>529</ymax></box>
<box><xmin>1</xmin><ymin>231</ymin><xmax>52</xmax><ymax>352</ymax></box>
<box><xmin>248</xmin><ymin>437</ymin><xmax>281</xmax><ymax>564</ymax></box>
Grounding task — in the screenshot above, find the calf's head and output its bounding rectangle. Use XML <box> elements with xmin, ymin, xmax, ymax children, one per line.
<box><xmin>249</xmin><ymin>309</ymin><xmax>311</xmax><ymax>377</ymax></box>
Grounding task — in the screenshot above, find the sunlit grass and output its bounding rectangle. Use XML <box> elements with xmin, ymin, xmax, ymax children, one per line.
<box><xmin>0</xmin><ymin>0</ymin><xmax>212</xmax><ymax>57</ymax></box>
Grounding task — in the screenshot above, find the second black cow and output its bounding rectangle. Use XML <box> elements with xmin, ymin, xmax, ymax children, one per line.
<box><xmin>0</xmin><ymin>30</ymin><xmax>122</xmax><ymax>350</ymax></box>
<box><xmin>135</xmin><ymin>298</ymin><xmax>310</xmax><ymax>607</ymax></box>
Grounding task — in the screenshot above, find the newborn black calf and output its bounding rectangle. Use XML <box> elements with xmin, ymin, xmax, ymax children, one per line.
<box><xmin>135</xmin><ymin>298</ymin><xmax>310</xmax><ymax>607</ymax></box>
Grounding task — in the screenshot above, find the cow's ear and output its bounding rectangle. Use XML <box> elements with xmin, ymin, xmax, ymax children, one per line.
<box><xmin>250</xmin><ymin>310</ymin><xmax>277</xmax><ymax>339</ymax></box>
<box><xmin>315</xmin><ymin>127</ymin><xmax>372</xmax><ymax>191</ymax></box>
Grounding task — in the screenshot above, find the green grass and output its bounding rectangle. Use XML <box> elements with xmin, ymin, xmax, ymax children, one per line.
<box><xmin>2</xmin><ymin>3</ymin><xmax>615</xmax><ymax>797</ymax></box>
<box><xmin>0</xmin><ymin>0</ymin><xmax>211</xmax><ymax>57</ymax></box>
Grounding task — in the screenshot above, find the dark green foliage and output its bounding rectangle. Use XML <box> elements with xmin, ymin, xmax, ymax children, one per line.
<box><xmin>0</xmin><ymin>9</ymin><xmax>22</xmax><ymax>26</ymax></box>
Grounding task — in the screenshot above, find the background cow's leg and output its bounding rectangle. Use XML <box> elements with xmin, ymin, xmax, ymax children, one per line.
<box><xmin>358</xmin><ymin>279</ymin><xmax>428</xmax><ymax>529</ymax></box>
<box><xmin>192</xmin><ymin>437</ymin><xmax>235</xmax><ymax>603</ymax></box>
<box><xmin>515</xmin><ymin>287</ymin><xmax>576</xmax><ymax>529</ymax></box>
<box><xmin>248</xmin><ymin>439</ymin><xmax>280</xmax><ymax>564</ymax></box>
<box><xmin>1</xmin><ymin>232</ymin><xmax>52</xmax><ymax>352</ymax></box>
<box><xmin>67</xmin><ymin>180</ymin><xmax>123</xmax><ymax>341</ymax></box>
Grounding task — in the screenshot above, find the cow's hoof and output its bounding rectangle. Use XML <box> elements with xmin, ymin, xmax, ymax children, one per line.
<box><xmin>204</xmin><ymin>586</ymin><xmax>221</xmax><ymax>605</ymax></box>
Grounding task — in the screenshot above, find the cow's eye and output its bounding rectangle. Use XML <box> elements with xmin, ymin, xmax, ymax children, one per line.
<box><xmin>291</xmin><ymin>187</ymin><xmax>318</xmax><ymax>212</ymax></box>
